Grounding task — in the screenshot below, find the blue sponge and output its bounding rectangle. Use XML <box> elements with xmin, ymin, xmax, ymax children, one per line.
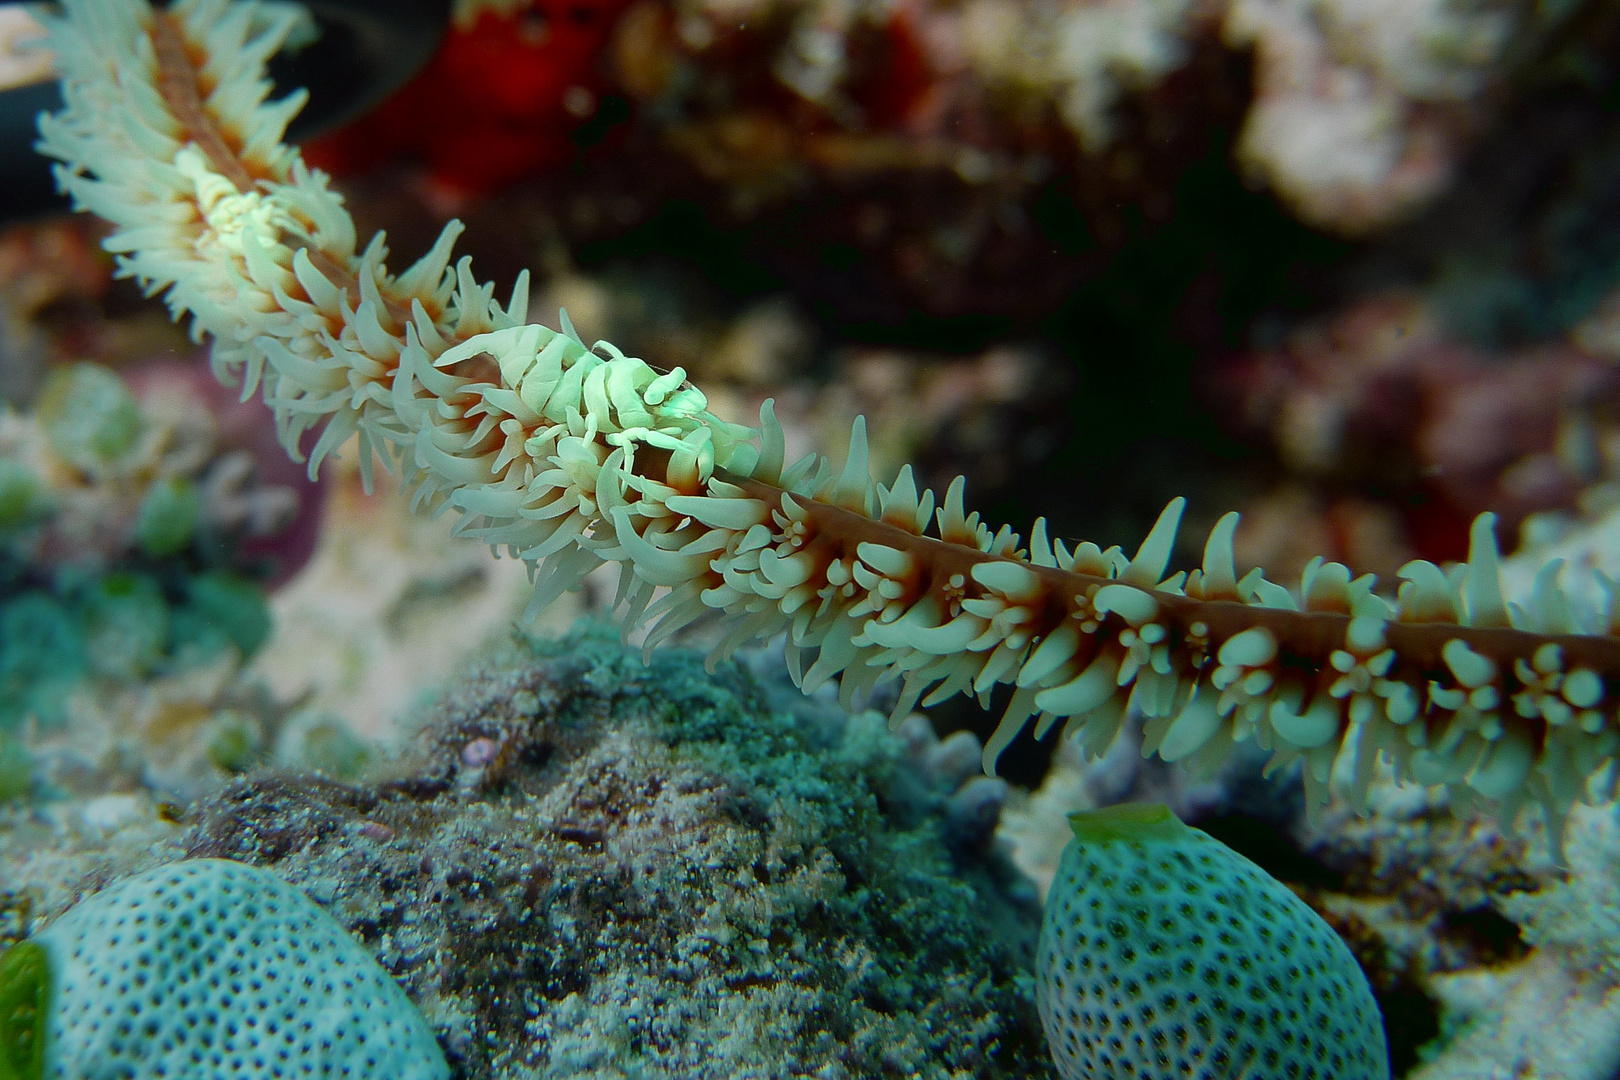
<box><xmin>25</xmin><ymin>859</ymin><xmax>449</xmax><ymax>1080</ymax></box>
<box><xmin>1037</xmin><ymin>803</ymin><xmax>1388</xmax><ymax>1079</ymax></box>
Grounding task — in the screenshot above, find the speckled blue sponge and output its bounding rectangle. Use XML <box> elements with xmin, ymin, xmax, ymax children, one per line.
<box><xmin>28</xmin><ymin>858</ymin><xmax>449</xmax><ymax>1080</ymax></box>
<box><xmin>1037</xmin><ymin>803</ymin><xmax>1388</xmax><ymax>1080</ymax></box>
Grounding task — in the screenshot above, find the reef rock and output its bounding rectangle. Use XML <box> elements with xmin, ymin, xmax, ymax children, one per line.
<box><xmin>161</xmin><ymin>628</ymin><xmax>1053</xmax><ymax>1079</ymax></box>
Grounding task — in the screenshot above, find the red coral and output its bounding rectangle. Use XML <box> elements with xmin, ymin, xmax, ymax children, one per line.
<box><xmin>303</xmin><ymin>0</ymin><xmax>634</xmax><ymax>196</ymax></box>
<box><xmin>850</xmin><ymin>4</ymin><xmax>935</xmax><ymax>132</ymax></box>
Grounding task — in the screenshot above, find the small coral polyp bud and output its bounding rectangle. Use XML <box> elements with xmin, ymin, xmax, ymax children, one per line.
<box><xmin>34</xmin><ymin>0</ymin><xmax>1620</xmax><ymax>853</ymax></box>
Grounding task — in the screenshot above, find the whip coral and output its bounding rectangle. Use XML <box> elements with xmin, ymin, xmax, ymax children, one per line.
<box><xmin>33</xmin><ymin>0</ymin><xmax>1620</xmax><ymax>851</ymax></box>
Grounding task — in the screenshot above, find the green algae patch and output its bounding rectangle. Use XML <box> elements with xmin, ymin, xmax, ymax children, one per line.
<box><xmin>1065</xmin><ymin>802</ymin><xmax>1186</xmax><ymax>845</ymax></box>
<box><xmin>0</xmin><ymin>940</ymin><xmax>48</xmax><ymax>1080</ymax></box>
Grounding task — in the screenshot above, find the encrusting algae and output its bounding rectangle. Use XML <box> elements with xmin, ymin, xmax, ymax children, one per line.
<box><xmin>29</xmin><ymin>0</ymin><xmax>1620</xmax><ymax>857</ymax></box>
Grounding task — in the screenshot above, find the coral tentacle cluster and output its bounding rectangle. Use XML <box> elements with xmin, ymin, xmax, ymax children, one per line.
<box><xmin>34</xmin><ymin>0</ymin><xmax>1620</xmax><ymax>847</ymax></box>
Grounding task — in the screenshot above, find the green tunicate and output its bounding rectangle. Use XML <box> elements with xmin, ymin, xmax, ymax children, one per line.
<box><xmin>0</xmin><ymin>593</ymin><xmax>85</xmax><ymax>729</ymax></box>
<box><xmin>134</xmin><ymin>476</ymin><xmax>200</xmax><ymax>557</ymax></box>
<box><xmin>36</xmin><ymin>363</ymin><xmax>142</xmax><ymax>472</ymax></box>
<box><xmin>0</xmin><ymin>733</ymin><xmax>29</xmax><ymax>804</ymax></box>
<box><xmin>279</xmin><ymin>712</ymin><xmax>369</xmax><ymax>779</ymax></box>
<box><xmin>0</xmin><ymin>463</ymin><xmax>47</xmax><ymax>531</ymax></box>
<box><xmin>204</xmin><ymin>711</ymin><xmax>264</xmax><ymax>773</ymax></box>
<box><xmin>0</xmin><ymin>939</ymin><xmax>48</xmax><ymax>1080</ymax></box>
<box><xmin>81</xmin><ymin>573</ymin><xmax>169</xmax><ymax>681</ymax></box>
<box><xmin>1062</xmin><ymin>801</ymin><xmax>1185</xmax><ymax>843</ymax></box>
<box><xmin>171</xmin><ymin>571</ymin><xmax>270</xmax><ymax>660</ymax></box>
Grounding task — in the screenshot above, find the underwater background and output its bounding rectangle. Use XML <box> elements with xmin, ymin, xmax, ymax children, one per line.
<box><xmin>4</xmin><ymin>0</ymin><xmax>1620</xmax><ymax>1075</ymax></box>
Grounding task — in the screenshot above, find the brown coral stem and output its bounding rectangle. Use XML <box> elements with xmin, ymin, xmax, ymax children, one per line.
<box><xmin>148</xmin><ymin>12</ymin><xmax>408</xmax><ymax>329</ymax></box>
<box><xmin>150</xmin><ymin>11</ymin><xmax>260</xmax><ymax>192</ymax></box>
<box><xmin>725</xmin><ymin>469</ymin><xmax>1620</xmax><ymax>696</ymax></box>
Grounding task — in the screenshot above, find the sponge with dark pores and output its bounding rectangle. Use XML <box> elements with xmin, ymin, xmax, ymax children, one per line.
<box><xmin>25</xmin><ymin>858</ymin><xmax>449</xmax><ymax>1080</ymax></box>
<box><xmin>1037</xmin><ymin>803</ymin><xmax>1389</xmax><ymax>1080</ymax></box>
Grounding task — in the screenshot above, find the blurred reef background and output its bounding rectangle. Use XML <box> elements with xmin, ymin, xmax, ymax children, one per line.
<box><xmin>8</xmin><ymin>0</ymin><xmax>1620</xmax><ymax>1076</ymax></box>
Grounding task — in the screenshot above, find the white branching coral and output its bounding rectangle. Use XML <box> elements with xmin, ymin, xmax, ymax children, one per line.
<box><xmin>1224</xmin><ymin>0</ymin><xmax>1513</xmax><ymax>232</ymax></box>
<box><xmin>35</xmin><ymin>0</ymin><xmax>1620</xmax><ymax>852</ymax></box>
<box><xmin>955</xmin><ymin>0</ymin><xmax>1196</xmax><ymax>152</ymax></box>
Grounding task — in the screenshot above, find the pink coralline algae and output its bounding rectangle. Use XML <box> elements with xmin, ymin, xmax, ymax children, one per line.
<box><xmin>1217</xmin><ymin>293</ymin><xmax>1620</xmax><ymax>575</ymax></box>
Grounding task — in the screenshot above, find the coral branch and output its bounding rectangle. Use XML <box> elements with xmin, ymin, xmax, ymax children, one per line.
<box><xmin>35</xmin><ymin>0</ymin><xmax>1620</xmax><ymax>848</ymax></box>
<box><xmin>149</xmin><ymin>10</ymin><xmax>257</xmax><ymax>190</ymax></box>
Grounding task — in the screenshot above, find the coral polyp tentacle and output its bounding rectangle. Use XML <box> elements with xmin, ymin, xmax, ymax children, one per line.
<box><xmin>35</xmin><ymin>0</ymin><xmax>1620</xmax><ymax>847</ymax></box>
